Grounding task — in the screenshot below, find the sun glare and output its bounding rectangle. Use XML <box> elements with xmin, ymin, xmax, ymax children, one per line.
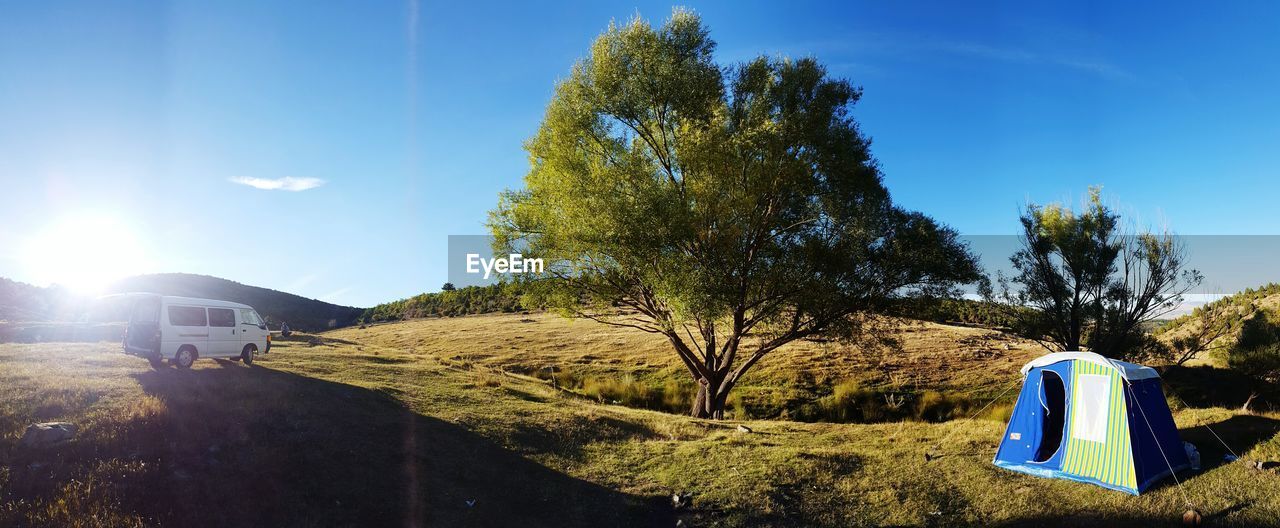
<box><xmin>22</xmin><ymin>213</ymin><xmax>151</xmax><ymax>295</ymax></box>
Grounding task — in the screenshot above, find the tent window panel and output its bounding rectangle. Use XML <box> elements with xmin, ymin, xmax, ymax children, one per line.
<box><xmin>1072</xmin><ymin>374</ymin><xmax>1111</xmax><ymax>443</ymax></box>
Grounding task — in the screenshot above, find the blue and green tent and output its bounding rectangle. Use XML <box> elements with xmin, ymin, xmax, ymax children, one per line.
<box><xmin>993</xmin><ymin>351</ymin><xmax>1190</xmax><ymax>494</ymax></box>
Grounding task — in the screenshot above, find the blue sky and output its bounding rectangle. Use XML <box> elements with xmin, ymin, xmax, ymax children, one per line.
<box><xmin>1</xmin><ymin>1</ymin><xmax>1278</xmax><ymax>307</ymax></box>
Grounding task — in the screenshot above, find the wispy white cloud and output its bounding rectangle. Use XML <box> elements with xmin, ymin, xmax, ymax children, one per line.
<box><xmin>229</xmin><ymin>176</ymin><xmax>325</xmax><ymax>191</ymax></box>
<box><xmin>937</xmin><ymin>40</ymin><xmax>1134</xmax><ymax>81</ymax></box>
<box><xmin>736</xmin><ymin>30</ymin><xmax>1134</xmax><ymax>82</ymax></box>
<box><xmin>287</xmin><ymin>272</ymin><xmax>323</xmax><ymax>292</ymax></box>
<box><xmin>320</xmin><ymin>287</ymin><xmax>352</xmax><ymax>304</ymax></box>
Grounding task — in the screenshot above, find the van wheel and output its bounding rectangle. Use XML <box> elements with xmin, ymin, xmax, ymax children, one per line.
<box><xmin>148</xmin><ymin>355</ymin><xmax>165</xmax><ymax>369</ymax></box>
<box><xmin>174</xmin><ymin>346</ymin><xmax>196</xmax><ymax>369</ymax></box>
<box><xmin>241</xmin><ymin>344</ymin><xmax>257</xmax><ymax>366</ymax></box>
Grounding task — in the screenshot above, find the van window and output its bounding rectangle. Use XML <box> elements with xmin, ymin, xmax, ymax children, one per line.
<box><xmin>168</xmin><ymin>306</ymin><xmax>208</xmax><ymax>327</ymax></box>
<box><xmin>208</xmin><ymin>307</ymin><xmax>236</xmax><ymax>328</ymax></box>
<box><xmin>240</xmin><ymin>309</ymin><xmax>261</xmax><ymax>326</ymax></box>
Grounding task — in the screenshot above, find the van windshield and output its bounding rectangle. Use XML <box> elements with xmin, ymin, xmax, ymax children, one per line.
<box><xmin>240</xmin><ymin>309</ymin><xmax>264</xmax><ymax>327</ymax></box>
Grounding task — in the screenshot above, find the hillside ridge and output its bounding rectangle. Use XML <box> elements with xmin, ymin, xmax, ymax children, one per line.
<box><xmin>0</xmin><ymin>273</ymin><xmax>364</xmax><ymax>331</ymax></box>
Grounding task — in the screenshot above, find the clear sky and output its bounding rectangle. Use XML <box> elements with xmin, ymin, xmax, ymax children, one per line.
<box><xmin>2</xmin><ymin>1</ymin><xmax>1278</xmax><ymax>307</ymax></box>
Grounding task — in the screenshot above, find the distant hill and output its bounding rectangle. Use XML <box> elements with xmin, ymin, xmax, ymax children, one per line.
<box><xmin>1155</xmin><ymin>283</ymin><xmax>1280</xmax><ymax>362</ymax></box>
<box><xmin>0</xmin><ymin>273</ymin><xmax>365</xmax><ymax>331</ymax></box>
<box><xmin>0</xmin><ymin>277</ymin><xmax>65</xmax><ymax>321</ymax></box>
<box><xmin>105</xmin><ymin>274</ymin><xmax>365</xmax><ymax>331</ymax></box>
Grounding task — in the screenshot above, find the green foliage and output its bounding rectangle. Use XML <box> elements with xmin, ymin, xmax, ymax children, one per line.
<box><xmin>361</xmin><ymin>282</ymin><xmax>535</xmax><ymax>322</ymax></box>
<box><xmin>890</xmin><ymin>297</ymin><xmax>1030</xmax><ymax>328</ymax></box>
<box><xmin>489</xmin><ymin>8</ymin><xmax>979</xmax><ymax>417</ymax></box>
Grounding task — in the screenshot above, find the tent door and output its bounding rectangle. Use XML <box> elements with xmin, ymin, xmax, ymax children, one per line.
<box><xmin>1033</xmin><ymin>370</ymin><xmax>1066</xmax><ymax>462</ymax></box>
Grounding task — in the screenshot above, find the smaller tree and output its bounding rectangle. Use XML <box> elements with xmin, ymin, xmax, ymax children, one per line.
<box><xmin>990</xmin><ymin>187</ymin><xmax>1202</xmax><ymax>359</ymax></box>
<box><xmin>441</xmin><ymin>282</ymin><xmax>457</xmax><ymax>292</ymax></box>
<box><xmin>1227</xmin><ymin>312</ymin><xmax>1280</xmax><ymax>412</ymax></box>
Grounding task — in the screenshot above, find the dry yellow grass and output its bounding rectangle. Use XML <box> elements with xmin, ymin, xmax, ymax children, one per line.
<box><xmin>1</xmin><ymin>315</ymin><xmax>1277</xmax><ymax>527</ymax></box>
<box><xmin>331</xmin><ymin>312</ymin><xmax>1046</xmax><ymax>393</ymax></box>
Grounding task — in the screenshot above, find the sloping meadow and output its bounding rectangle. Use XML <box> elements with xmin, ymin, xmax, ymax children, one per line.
<box><xmin>1</xmin><ymin>317</ymin><xmax>1277</xmax><ymax>526</ymax></box>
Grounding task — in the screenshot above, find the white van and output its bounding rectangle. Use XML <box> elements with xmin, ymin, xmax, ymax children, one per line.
<box><xmin>122</xmin><ymin>294</ymin><xmax>271</xmax><ymax>368</ymax></box>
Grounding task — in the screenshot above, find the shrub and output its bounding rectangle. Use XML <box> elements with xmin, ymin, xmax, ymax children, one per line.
<box><xmin>579</xmin><ymin>375</ymin><xmax>692</xmax><ymax>414</ymax></box>
<box><xmin>915</xmin><ymin>390</ymin><xmax>961</xmax><ymax>422</ymax></box>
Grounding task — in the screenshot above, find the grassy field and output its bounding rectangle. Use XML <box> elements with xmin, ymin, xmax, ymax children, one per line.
<box><xmin>2</xmin><ymin>314</ymin><xmax>1279</xmax><ymax>527</ymax></box>
<box><xmin>335</xmin><ymin>313</ymin><xmax>1047</xmax><ymax>420</ymax></box>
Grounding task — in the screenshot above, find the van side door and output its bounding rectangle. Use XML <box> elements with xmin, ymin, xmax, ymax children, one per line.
<box><xmin>207</xmin><ymin>307</ymin><xmax>238</xmax><ymax>357</ymax></box>
<box><xmin>165</xmin><ymin>305</ymin><xmax>209</xmax><ymax>358</ymax></box>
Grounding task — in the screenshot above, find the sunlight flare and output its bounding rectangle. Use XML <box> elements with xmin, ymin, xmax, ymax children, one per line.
<box><xmin>21</xmin><ymin>213</ymin><xmax>151</xmax><ymax>294</ymax></box>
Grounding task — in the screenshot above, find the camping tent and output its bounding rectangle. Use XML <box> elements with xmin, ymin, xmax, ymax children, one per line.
<box><xmin>993</xmin><ymin>351</ymin><xmax>1190</xmax><ymax>494</ymax></box>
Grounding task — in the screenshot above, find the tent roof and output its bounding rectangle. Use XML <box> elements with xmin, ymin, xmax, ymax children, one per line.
<box><xmin>1019</xmin><ymin>351</ymin><xmax>1160</xmax><ymax>381</ymax></box>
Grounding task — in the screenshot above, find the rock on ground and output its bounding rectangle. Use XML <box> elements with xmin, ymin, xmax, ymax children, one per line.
<box><xmin>20</xmin><ymin>422</ymin><xmax>76</xmax><ymax>447</ymax></box>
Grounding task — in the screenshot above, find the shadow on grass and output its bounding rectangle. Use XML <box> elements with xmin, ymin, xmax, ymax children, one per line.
<box><xmin>271</xmin><ymin>334</ymin><xmax>362</xmax><ymax>347</ymax></box>
<box><xmin>1162</xmin><ymin>365</ymin><xmax>1276</xmax><ymax>410</ymax></box>
<box><xmin>985</xmin><ymin>513</ymin><xmax>1189</xmax><ymax>528</ymax></box>
<box><xmin>916</xmin><ymin>499</ymin><xmax>1254</xmax><ymax>528</ymax></box>
<box><xmin>10</xmin><ymin>363</ymin><xmax>671</xmax><ymax>527</ymax></box>
<box><xmin>1180</xmin><ymin>414</ymin><xmax>1280</xmax><ymax>471</ymax></box>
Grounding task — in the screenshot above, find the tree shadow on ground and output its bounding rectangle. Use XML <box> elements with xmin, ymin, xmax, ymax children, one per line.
<box><xmin>984</xmin><ymin>512</ymin><xmax>1197</xmax><ymax>528</ymax></box>
<box><xmin>1124</xmin><ymin>414</ymin><xmax>1280</xmax><ymax>505</ymax></box>
<box><xmin>1179</xmin><ymin>414</ymin><xmax>1280</xmax><ymax>471</ymax></box>
<box><xmin>959</xmin><ymin>415</ymin><xmax>1279</xmax><ymax>527</ymax></box>
<box><xmin>1162</xmin><ymin>365</ymin><xmax>1276</xmax><ymax>411</ymax></box>
<box><xmin>978</xmin><ymin>500</ymin><xmax>1256</xmax><ymax>528</ymax></box>
<box><xmin>49</xmin><ymin>364</ymin><xmax>668</xmax><ymax>527</ymax></box>
<box><xmin>271</xmin><ymin>334</ymin><xmax>362</xmax><ymax>347</ymax></box>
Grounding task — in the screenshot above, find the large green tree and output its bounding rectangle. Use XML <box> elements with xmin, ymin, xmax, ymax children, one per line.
<box><xmin>490</xmin><ymin>10</ymin><xmax>979</xmax><ymax>418</ymax></box>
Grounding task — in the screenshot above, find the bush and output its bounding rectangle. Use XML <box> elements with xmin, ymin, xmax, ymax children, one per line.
<box><xmin>915</xmin><ymin>390</ymin><xmax>962</xmax><ymax>422</ymax></box>
<box><xmin>785</xmin><ymin>380</ymin><xmax>1007</xmax><ymax>424</ymax></box>
<box><xmin>533</xmin><ymin>369</ymin><xmax>1014</xmax><ymax>424</ymax></box>
<box><xmin>578</xmin><ymin>375</ymin><xmax>691</xmax><ymax>414</ymax></box>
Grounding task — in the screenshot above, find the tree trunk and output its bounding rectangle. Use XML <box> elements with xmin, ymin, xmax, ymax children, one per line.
<box><xmin>710</xmin><ymin>393</ymin><xmax>727</xmax><ymax>419</ymax></box>
<box><xmin>690</xmin><ymin>382</ymin><xmax>709</xmax><ymax>418</ymax></box>
<box><xmin>689</xmin><ymin>376</ymin><xmax>728</xmax><ymax>418</ymax></box>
